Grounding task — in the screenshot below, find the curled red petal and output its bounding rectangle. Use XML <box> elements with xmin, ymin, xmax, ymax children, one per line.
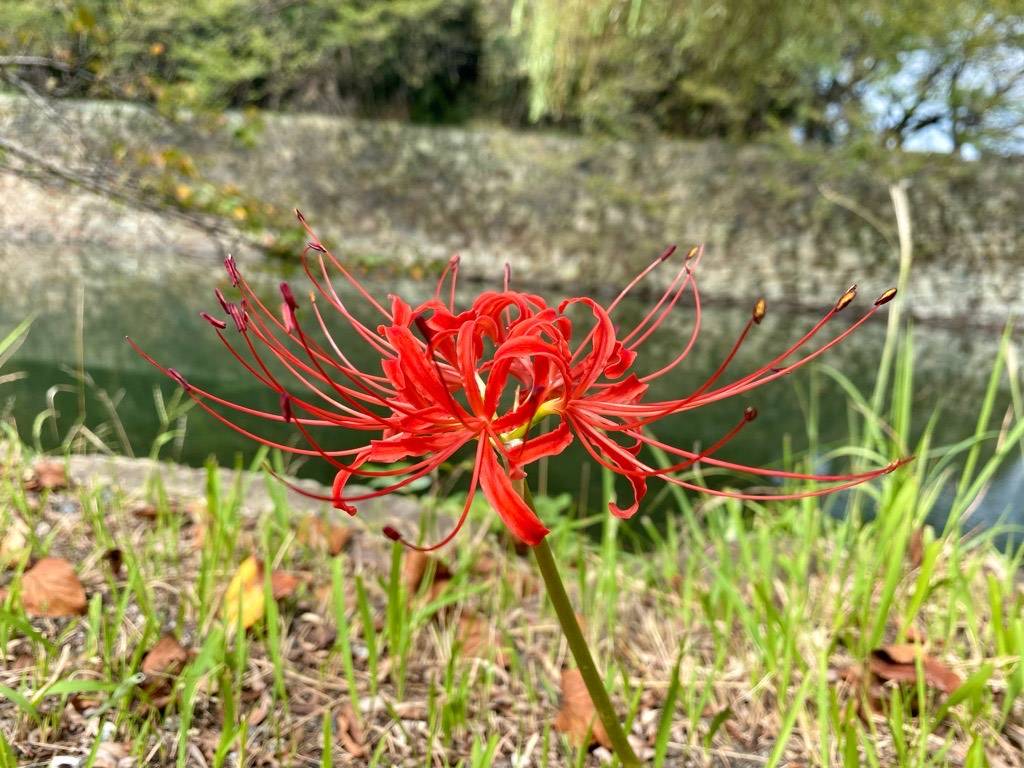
<box><xmin>479</xmin><ymin>446</ymin><xmax>549</xmax><ymax>546</ymax></box>
<box><xmin>571</xmin><ymin>418</ymin><xmax>647</xmax><ymax>519</ymax></box>
<box><xmin>332</xmin><ymin>463</ymin><xmax>361</xmax><ymax>515</ymax></box>
<box><xmin>511</xmin><ymin>421</ymin><xmax>573</xmax><ymax>467</ymax></box>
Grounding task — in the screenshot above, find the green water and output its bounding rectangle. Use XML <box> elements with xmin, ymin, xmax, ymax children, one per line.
<box><xmin>2</xmin><ymin>244</ymin><xmax>1020</xmax><ymax>530</ymax></box>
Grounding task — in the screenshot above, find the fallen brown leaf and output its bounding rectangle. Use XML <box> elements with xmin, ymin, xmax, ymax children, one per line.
<box><xmin>553</xmin><ymin>668</ymin><xmax>612</xmax><ymax>749</ymax></box>
<box><xmin>402</xmin><ymin>550</ymin><xmax>452</xmax><ymax>599</ymax></box>
<box><xmin>141</xmin><ymin>633</ymin><xmax>189</xmax><ymax>707</ymax></box>
<box><xmin>336</xmin><ymin>704</ymin><xmax>368</xmax><ymax>758</ymax></box>
<box><xmin>21</xmin><ymin>557</ymin><xmax>87</xmax><ymax>617</ymax></box>
<box><xmin>247</xmin><ymin>693</ymin><xmax>272</xmax><ymax>727</ymax></box>
<box><xmin>869</xmin><ymin>644</ymin><xmax>962</xmax><ymax>694</ymax></box>
<box><xmin>130</xmin><ymin>502</ymin><xmax>159</xmax><ymax>520</ymax></box>
<box><xmin>24</xmin><ymin>459</ymin><xmax>68</xmax><ymax>491</ymax></box>
<box><xmin>298</xmin><ymin>515</ymin><xmax>354</xmax><ymax>556</ymax></box>
<box><xmin>271</xmin><ymin>570</ymin><xmax>301</xmax><ymax>600</ymax></box>
<box><xmin>457</xmin><ymin>612</ymin><xmax>508</xmax><ymax>667</ymax></box>
<box><xmin>142</xmin><ymin>634</ymin><xmax>189</xmax><ymax>679</ymax></box>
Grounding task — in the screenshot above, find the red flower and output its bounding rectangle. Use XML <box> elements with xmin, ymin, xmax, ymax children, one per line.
<box><xmin>129</xmin><ymin>213</ymin><xmax>905</xmax><ymax>549</ymax></box>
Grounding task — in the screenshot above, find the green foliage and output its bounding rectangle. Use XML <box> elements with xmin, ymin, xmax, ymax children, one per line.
<box><xmin>508</xmin><ymin>0</ymin><xmax>1023</xmax><ymax>155</ymax></box>
<box><xmin>1</xmin><ymin>1</ymin><xmax>1019</xmax><ymax>155</ymax></box>
<box><xmin>0</xmin><ymin>0</ymin><xmax>480</xmax><ymax>121</ymax></box>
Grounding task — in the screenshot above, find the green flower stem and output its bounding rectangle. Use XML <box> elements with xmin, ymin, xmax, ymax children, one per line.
<box><xmin>532</xmin><ymin>536</ymin><xmax>642</xmax><ymax>766</ymax></box>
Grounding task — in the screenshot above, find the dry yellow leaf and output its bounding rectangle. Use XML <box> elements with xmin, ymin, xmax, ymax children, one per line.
<box><xmin>221</xmin><ymin>556</ymin><xmax>300</xmax><ymax>631</ymax></box>
<box><xmin>222</xmin><ymin>556</ymin><xmax>266</xmax><ymax>630</ymax></box>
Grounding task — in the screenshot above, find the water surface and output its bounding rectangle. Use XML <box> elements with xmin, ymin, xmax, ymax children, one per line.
<box><xmin>2</xmin><ymin>243</ymin><xmax>1020</xmax><ymax>535</ymax></box>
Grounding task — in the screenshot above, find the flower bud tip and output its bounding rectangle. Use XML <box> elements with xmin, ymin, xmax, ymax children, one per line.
<box><xmin>752</xmin><ymin>298</ymin><xmax>766</xmax><ymax>324</ymax></box>
<box><xmin>382</xmin><ymin>525</ymin><xmax>402</xmax><ymax>542</ymax></box>
<box><xmin>874</xmin><ymin>288</ymin><xmax>897</xmax><ymax>306</ymax></box>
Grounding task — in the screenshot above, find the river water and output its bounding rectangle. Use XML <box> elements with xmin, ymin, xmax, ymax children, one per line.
<box><xmin>2</xmin><ymin>243</ymin><xmax>1021</xmax><ymax>537</ymax></box>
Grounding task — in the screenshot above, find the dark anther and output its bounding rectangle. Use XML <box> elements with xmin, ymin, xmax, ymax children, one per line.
<box><xmin>280</xmin><ymin>282</ymin><xmax>297</xmax><ymax>310</ymax></box>
<box><xmin>306</xmin><ymin>240</ymin><xmax>327</xmax><ymax>254</ymax></box>
<box><xmin>382</xmin><ymin>525</ymin><xmax>402</xmax><ymax>542</ymax></box>
<box><xmin>744</xmin><ymin>406</ymin><xmax>758</xmax><ymax>422</ymax></box>
<box><xmin>295</xmin><ymin>208</ymin><xmax>307</xmax><ymax>224</ymax></box>
<box><xmin>752</xmin><ymin>298</ymin><xmax>767</xmax><ymax>325</ymax></box>
<box><xmin>215</xmin><ymin>288</ymin><xmax>230</xmax><ymax>313</ymax></box>
<box><xmin>279</xmin><ymin>392</ymin><xmax>293</xmax><ymax>423</ymax></box>
<box><xmin>874</xmin><ymin>288</ymin><xmax>898</xmax><ymax>306</ymax></box>
<box><xmin>658</xmin><ymin>244</ymin><xmax>678</xmax><ymax>262</ymax></box>
<box><xmin>167</xmin><ymin>368</ymin><xmax>190</xmax><ymax>390</ymax></box>
<box><xmin>224</xmin><ymin>255</ymin><xmax>241</xmax><ymax>287</ymax></box>
<box><xmin>200</xmin><ymin>312</ymin><xmax>227</xmax><ymax>330</ymax></box>
<box><xmin>224</xmin><ymin>303</ymin><xmax>248</xmax><ymax>332</ymax></box>
<box><xmin>835</xmin><ymin>285</ymin><xmax>857</xmax><ymax>311</ymax></box>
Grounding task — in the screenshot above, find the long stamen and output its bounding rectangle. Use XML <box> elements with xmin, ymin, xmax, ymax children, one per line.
<box><xmin>622</xmin><ymin>245</ymin><xmax>701</xmax><ymax>347</ymax></box>
<box><xmin>295</xmin><ymin>209</ymin><xmax>392</xmax><ymax>319</ymax></box>
<box><xmin>643</xmin><ymin>296</ymin><xmax>763</xmax><ymax>387</ymax></box>
<box><xmin>607</xmin><ymin>243</ymin><xmax>678</xmax><ymax>314</ymax></box>
<box><xmin>590</xmin><ymin>287</ymin><xmax>892</xmax><ymax>429</ymax></box>
<box><xmin>380</xmin><ymin>440</ymin><xmax>486</xmax><ymax>552</ymax></box>
<box><xmin>574</xmin><ymin>415</ymin><xmax>908</xmax><ymax>502</ymax></box>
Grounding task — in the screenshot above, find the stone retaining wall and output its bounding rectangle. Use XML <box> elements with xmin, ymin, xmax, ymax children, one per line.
<box><xmin>1</xmin><ymin>96</ymin><xmax>1021</xmax><ymax>324</ymax></box>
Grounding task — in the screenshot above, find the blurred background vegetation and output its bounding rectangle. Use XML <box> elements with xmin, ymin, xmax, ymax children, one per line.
<box><xmin>1</xmin><ymin>0</ymin><xmax>1021</xmax><ymax>162</ymax></box>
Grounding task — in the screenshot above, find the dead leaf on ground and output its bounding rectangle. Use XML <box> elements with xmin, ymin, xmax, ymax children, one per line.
<box><xmin>130</xmin><ymin>502</ymin><xmax>159</xmax><ymax>521</ymax></box>
<box><xmin>336</xmin><ymin>704</ymin><xmax>368</xmax><ymax>758</ymax></box>
<box><xmin>298</xmin><ymin>515</ymin><xmax>354</xmax><ymax>556</ymax></box>
<box><xmin>141</xmin><ymin>634</ymin><xmax>189</xmax><ymax>706</ymax></box>
<box><xmin>104</xmin><ymin>547</ymin><xmax>124</xmax><ymax>578</ymax></box>
<box><xmin>868</xmin><ymin>644</ymin><xmax>962</xmax><ymax>694</ymax></box>
<box><xmin>221</xmin><ymin>556</ymin><xmax>301</xmax><ymax>630</ymax></box>
<box><xmin>141</xmin><ymin>634</ymin><xmax>190</xmax><ymax>672</ymax></box>
<box><xmin>271</xmin><ymin>570</ymin><xmax>301</xmax><ymax>600</ymax></box>
<box><xmin>24</xmin><ymin>459</ymin><xmax>68</xmax><ymax>491</ymax></box>
<box><xmin>21</xmin><ymin>557</ymin><xmax>87</xmax><ymax>617</ymax></box>
<box><xmin>247</xmin><ymin>693</ymin><xmax>272</xmax><ymax>727</ymax></box>
<box><xmin>553</xmin><ymin>668</ymin><xmax>612</xmax><ymax>749</ymax></box>
<box><xmin>402</xmin><ymin>550</ymin><xmax>452</xmax><ymax>600</ymax></box>
<box><xmin>457</xmin><ymin>612</ymin><xmax>508</xmax><ymax>667</ymax></box>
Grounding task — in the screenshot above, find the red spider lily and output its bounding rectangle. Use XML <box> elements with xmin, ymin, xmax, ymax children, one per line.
<box><xmin>128</xmin><ymin>213</ymin><xmax>906</xmax><ymax>549</ymax></box>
